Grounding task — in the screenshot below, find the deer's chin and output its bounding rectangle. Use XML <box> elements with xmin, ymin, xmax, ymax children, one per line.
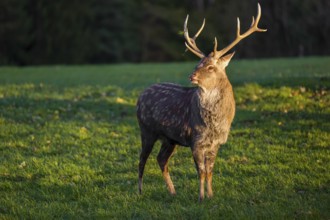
<box><xmin>190</xmin><ymin>80</ymin><xmax>199</xmax><ymax>85</ymax></box>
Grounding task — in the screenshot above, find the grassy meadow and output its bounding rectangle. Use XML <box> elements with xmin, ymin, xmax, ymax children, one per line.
<box><xmin>0</xmin><ymin>57</ymin><xmax>329</xmax><ymax>219</ymax></box>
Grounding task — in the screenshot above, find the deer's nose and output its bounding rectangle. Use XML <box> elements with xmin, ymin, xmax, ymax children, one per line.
<box><xmin>189</xmin><ymin>74</ymin><xmax>194</xmax><ymax>81</ymax></box>
<box><xmin>189</xmin><ymin>73</ymin><xmax>198</xmax><ymax>82</ymax></box>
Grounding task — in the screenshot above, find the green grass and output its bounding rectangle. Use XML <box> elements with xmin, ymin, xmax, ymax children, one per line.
<box><xmin>0</xmin><ymin>57</ymin><xmax>329</xmax><ymax>219</ymax></box>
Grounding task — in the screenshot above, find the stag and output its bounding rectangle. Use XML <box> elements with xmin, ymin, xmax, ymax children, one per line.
<box><xmin>137</xmin><ymin>3</ymin><xmax>267</xmax><ymax>201</ymax></box>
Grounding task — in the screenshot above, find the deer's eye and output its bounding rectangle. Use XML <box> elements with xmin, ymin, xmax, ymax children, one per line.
<box><xmin>207</xmin><ymin>65</ymin><xmax>215</xmax><ymax>72</ymax></box>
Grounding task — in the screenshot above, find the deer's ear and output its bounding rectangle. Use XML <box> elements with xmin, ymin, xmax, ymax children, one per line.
<box><xmin>220</xmin><ymin>52</ymin><xmax>235</xmax><ymax>67</ymax></box>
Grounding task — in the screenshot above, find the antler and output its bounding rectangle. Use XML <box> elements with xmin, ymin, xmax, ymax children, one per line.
<box><xmin>213</xmin><ymin>3</ymin><xmax>267</xmax><ymax>59</ymax></box>
<box><xmin>184</xmin><ymin>15</ymin><xmax>205</xmax><ymax>58</ymax></box>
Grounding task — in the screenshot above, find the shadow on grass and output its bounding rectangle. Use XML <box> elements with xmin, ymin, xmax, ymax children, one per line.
<box><xmin>234</xmin><ymin>108</ymin><xmax>330</xmax><ymax>132</ymax></box>
<box><xmin>230</xmin><ymin>75</ymin><xmax>330</xmax><ymax>90</ymax></box>
<box><xmin>0</xmin><ymin>96</ymin><xmax>136</xmax><ymax>124</ymax></box>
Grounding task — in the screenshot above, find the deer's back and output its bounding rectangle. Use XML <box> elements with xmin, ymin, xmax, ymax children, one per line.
<box><xmin>137</xmin><ymin>83</ymin><xmax>196</xmax><ymax>146</ymax></box>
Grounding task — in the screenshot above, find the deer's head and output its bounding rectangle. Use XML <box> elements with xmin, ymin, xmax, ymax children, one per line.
<box><xmin>185</xmin><ymin>3</ymin><xmax>267</xmax><ymax>91</ymax></box>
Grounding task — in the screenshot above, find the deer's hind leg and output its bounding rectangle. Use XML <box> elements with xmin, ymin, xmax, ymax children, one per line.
<box><xmin>138</xmin><ymin>128</ymin><xmax>157</xmax><ymax>194</ymax></box>
<box><xmin>157</xmin><ymin>139</ymin><xmax>176</xmax><ymax>195</ymax></box>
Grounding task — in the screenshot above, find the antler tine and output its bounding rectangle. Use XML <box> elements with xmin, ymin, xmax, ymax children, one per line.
<box><xmin>184</xmin><ymin>15</ymin><xmax>205</xmax><ymax>58</ymax></box>
<box><xmin>183</xmin><ymin>15</ymin><xmax>200</xmax><ymax>52</ymax></box>
<box><xmin>255</xmin><ymin>3</ymin><xmax>267</xmax><ymax>32</ymax></box>
<box><xmin>236</xmin><ymin>17</ymin><xmax>241</xmax><ymax>37</ymax></box>
<box><xmin>185</xmin><ymin>42</ymin><xmax>205</xmax><ymax>58</ymax></box>
<box><xmin>213</xmin><ymin>37</ymin><xmax>218</xmax><ymax>55</ymax></box>
<box><xmin>183</xmin><ymin>15</ymin><xmax>190</xmax><ymax>40</ymax></box>
<box><xmin>214</xmin><ymin>3</ymin><xmax>267</xmax><ymax>59</ymax></box>
<box><xmin>250</xmin><ymin>16</ymin><xmax>255</xmax><ymax>28</ymax></box>
<box><xmin>193</xmin><ymin>18</ymin><xmax>205</xmax><ymax>40</ymax></box>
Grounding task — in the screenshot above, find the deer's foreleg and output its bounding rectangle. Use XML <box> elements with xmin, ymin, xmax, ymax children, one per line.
<box><xmin>192</xmin><ymin>147</ymin><xmax>206</xmax><ymax>202</ymax></box>
<box><xmin>205</xmin><ymin>149</ymin><xmax>218</xmax><ymax>198</ymax></box>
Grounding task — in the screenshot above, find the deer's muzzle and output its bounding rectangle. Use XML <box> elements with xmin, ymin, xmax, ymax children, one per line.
<box><xmin>189</xmin><ymin>74</ymin><xmax>199</xmax><ymax>84</ymax></box>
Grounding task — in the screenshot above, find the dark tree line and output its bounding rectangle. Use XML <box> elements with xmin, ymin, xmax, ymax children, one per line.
<box><xmin>0</xmin><ymin>0</ymin><xmax>329</xmax><ymax>65</ymax></box>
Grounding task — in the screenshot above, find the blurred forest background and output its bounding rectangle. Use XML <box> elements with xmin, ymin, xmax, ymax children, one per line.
<box><xmin>0</xmin><ymin>0</ymin><xmax>329</xmax><ymax>65</ymax></box>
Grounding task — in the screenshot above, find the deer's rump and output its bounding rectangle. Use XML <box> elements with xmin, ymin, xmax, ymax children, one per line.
<box><xmin>136</xmin><ymin>83</ymin><xmax>197</xmax><ymax>146</ymax></box>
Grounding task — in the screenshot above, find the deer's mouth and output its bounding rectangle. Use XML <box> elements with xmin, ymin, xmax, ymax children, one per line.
<box><xmin>189</xmin><ymin>75</ymin><xmax>199</xmax><ymax>84</ymax></box>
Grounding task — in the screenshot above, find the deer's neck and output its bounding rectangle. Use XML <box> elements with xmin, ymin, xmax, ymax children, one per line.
<box><xmin>198</xmin><ymin>89</ymin><xmax>221</xmax><ymax>111</ymax></box>
<box><xmin>197</xmin><ymin>79</ymin><xmax>232</xmax><ymax>112</ymax></box>
<box><xmin>191</xmin><ymin>79</ymin><xmax>235</xmax><ymax>146</ymax></box>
